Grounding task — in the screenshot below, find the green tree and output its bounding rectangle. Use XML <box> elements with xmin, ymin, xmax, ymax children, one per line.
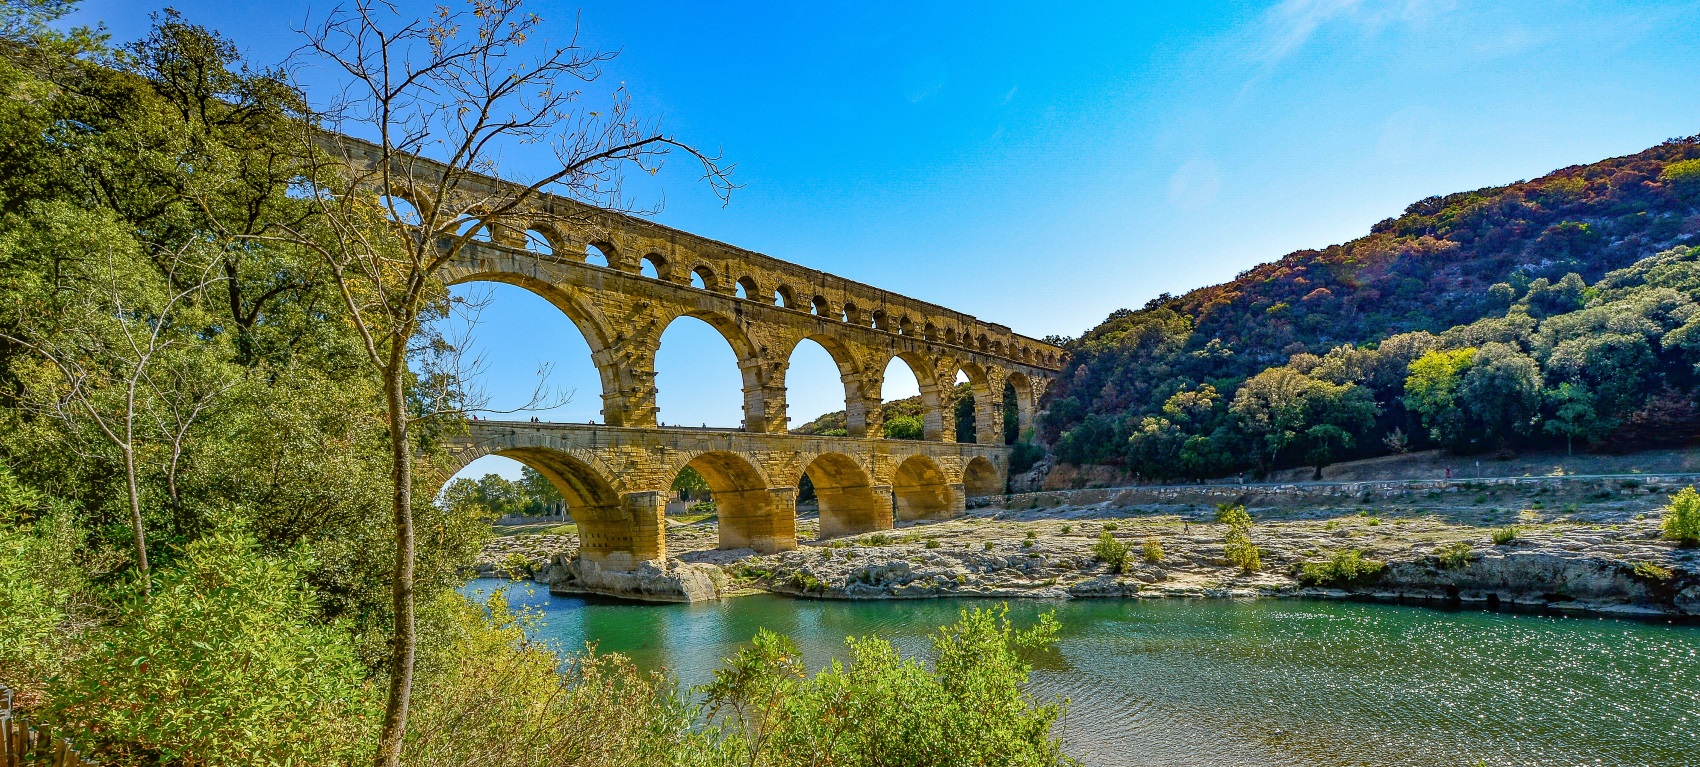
<box><xmin>884</xmin><ymin>414</ymin><xmax>926</xmax><ymax>440</ymax></box>
<box><xmin>1458</xmin><ymin>342</ymin><xmax>1544</xmax><ymax>448</ymax></box>
<box><xmin>1403</xmin><ymin>347</ymin><xmax>1476</xmax><ymax>446</ymax></box>
<box><xmin>1543</xmin><ymin>382</ymin><xmax>1602</xmax><ymax>454</ymax></box>
<box><xmin>672</xmin><ymin>465</ymin><xmax>710</xmax><ymax>500</ymax></box>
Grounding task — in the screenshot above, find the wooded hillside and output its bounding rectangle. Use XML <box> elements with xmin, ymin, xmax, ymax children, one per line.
<box><xmin>1043</xmin><ymin>139</ymin><xmax>1700</xmax><ymax>478</ymax></box>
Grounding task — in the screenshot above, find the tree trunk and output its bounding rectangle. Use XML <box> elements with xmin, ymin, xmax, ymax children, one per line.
<box><xmin>122</xmin><ymin>443</ymin><xmax>149</xmax><ymax>592</ymax></box>
<box><xmin>374</xmin><ymin>345</ymin><xmax>416</xmax><ymax>767</ymax></box>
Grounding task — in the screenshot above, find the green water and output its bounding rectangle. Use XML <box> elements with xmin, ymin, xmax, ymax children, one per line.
<box><xmin>465</xmin><ymin>580</ymin><xmax>1699</xmax><ymax>767</ymax></box>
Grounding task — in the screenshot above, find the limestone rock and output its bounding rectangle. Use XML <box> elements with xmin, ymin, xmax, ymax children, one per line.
<box><xmin>546</xmin><ymin>555</ymin><xmax>722</xmax><ymax>603</ymax></box>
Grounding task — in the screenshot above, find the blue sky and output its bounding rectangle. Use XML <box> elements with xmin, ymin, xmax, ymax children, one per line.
<box><xmin>71</xmin><ymin>0</ymin><xmax>1700</xmax><ymax>480</ymax></box>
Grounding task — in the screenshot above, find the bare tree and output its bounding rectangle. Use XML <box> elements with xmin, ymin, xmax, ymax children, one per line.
<box><xmin>270</xmin><ymin>2</ymin><xmax>732</xmax><ymax>763</ymax></box>
<box><xmin>2</xmin><ymin>246</ymin><xmax>228</xmax><ymax>594</ymax></box>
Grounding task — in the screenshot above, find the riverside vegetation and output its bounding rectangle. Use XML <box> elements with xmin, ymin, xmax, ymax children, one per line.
<box><xmin>0</xmin><ymin>2</ymin><xmax>1075</xmax><ymax>765</ymax></box>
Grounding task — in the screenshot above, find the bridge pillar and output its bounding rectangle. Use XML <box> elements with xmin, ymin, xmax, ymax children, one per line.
<box><xmin>974</xmin><ymin>390</ymin><xmax>1006</xmax><ymax>445</ymax></box>
<box><xmin>742</xmin><ymin>381</ymin><xmax>789</xmax><ymax>434</ymax></box>
<box><xmin>845</xmin><ymin>392</ymin><xmax>884</xmax><ymax>438</ymax></box>
<box><xmin>572</xmin><ymin>491</ymin><xmax>665</xmax><ymax>570</ymax></box>
<box><xmin>593</xmin><ymin>350</ymin><xmax>659</xmax><ymax>428</ymax></box>
<box><xmin>716</xmin><ymin>487</ymin><xmax>798</xmax><ymax>554</ymax></box>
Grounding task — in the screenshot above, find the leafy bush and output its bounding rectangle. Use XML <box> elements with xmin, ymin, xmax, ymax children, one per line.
<box><xmin>1631</xmin><ymin>561</ymin><xmax>1674</xmax><ymax>582</ymax></box>
<box><xmin>1102</xmin><ymin>522</ymin><xmax>1118</xmax><ymax>531</ymax></box>
<box><xmin>702</xmin><ymin>606</ymin><xmax>1076</xmax><ymax>767</ymax></box>
<box><xmin>1661</xmin><ymin>486</ymin><xmax>1700</xmax><ymax>545</ymax></box>
<box><xmin>1090</xmin><ymin>532</ymin><xmax>1130</xmax><ymax>572</ymax></box>
<box><xmin>924</xmin><ymin>538</ymin><xmax>941</xmax><ymax>549</ymax></box>
<box><xmin>1296</xmin><ymin>549</ymin><xmax>1386</xmax><ymax>587</ymax></box>
<box><xmin>1141</xmin><ymin>537</ymin><xmax>1164</xmax><ymax>564</ymax></box>
<box><xmin>46</xmin><ymin>532</ymin><xmax>376</xmax><ymax>766</ymax></box>
<box><xmin>883</xmin><ymin>415</ymin><xmax>925</xmax><ymax>441</ymax></box>
<box><xmin>405</xmin><ymin>590</ymin><xmax>701</xmax><ymax>767</ymax></box>
<box><xmin>1217</xmin><ymin>505</ymin><xmax>1262</xmax><ymax>572</ymax></box>
<box><xmin>0</xmin><ymin>475</ymin><xmax>90</xmax><ymax>707</ymax></box>
<box><xmin>688</xmin><ymin>500</ymin><xmax>718</xmax><ymax>514</ymax></box>
<box><xmin>1435</xmin><ymin>541</ymin><xmax>1473</xmax><ymax>569</ymax></box>
<box><xmin>1491</xmin><ymin>526</ymin><xmax>1521</xmax><ymax>545</ymax></box>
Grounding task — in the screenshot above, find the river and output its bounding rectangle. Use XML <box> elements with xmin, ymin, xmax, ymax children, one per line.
<box><xmin>464</xmin><ymin>579</ymin><xmax>1699</xmax><ymax>766</ymax></box>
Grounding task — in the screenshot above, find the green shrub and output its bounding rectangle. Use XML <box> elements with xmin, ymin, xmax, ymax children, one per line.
<box><xmin>1090</xmin><ymin>532</ymin><xmax>1129</xmax><ymax>572</ymax></box>
<box><xmin>1296</xmin><ymin>549</ymin><xmax>1386</xmax><ymax>587</ymax></box>
<box><xmin>1491</xmin><ymin>526</ymin><xmax>1521</xmax><ymax>545</ymax></box>
<box><xmin>0</xmin><ymin>487</ymin><xmax>88</xmax><ymax>706</ymax></box>
<box><xmin>925</xmin><ymin>538</ymin><xmax>941</xmax><ymax>549</ymax></box>
<box><xmin>1021</xmin><ymin>539</ymin><xmax>1034</xmax><ymax>549</ymax></box>
<box><xmin>1217</xmin><ymin>505</ymin><xmax>1261</xmax><ymax>572</ymax></box>
<box><xmin>406</xmin><ymin>590</ymin><xmax>700</xmax><ymax>767</ymax></box>
<box><xmin>1141</xmin><ymin>537</ymin><xmax>1164</xmax><ymax>564</ymax></box>
<box><xmin>1661</xmin><ymin>486</ymin><xmax>1700</xmax><ymax>545</ymax></box>
<box><xmin>1059</xmin><ymin>525</ymin><xmax>1072</xmax><ymax>535</ymax></box>
<box><xmin>1102</xmin><ymin>522</ymin><xmax>1119</xmax><ymax>531</ymax></box>
<box><xmin>1632</xmin><ymin>561</ymin><xmax>1673</xmax><ymax>582</ymax></box>
<box><xmin>787</xmin><ymin>572</ymin><xmax>826</xmax><ymax>593</ymax></box>
<box><xmin>864</xmin><ymin>533</ymin><xmax>893</xmax><ymax>546</ymax></box>
<box><xmin>1435</xmin><ymin>541</ymin><xmax>1473</xmax><ymax>570</ymax></box>
<box><xmin>46</xmin><ymin>532</ymin><xmax>376</xmax><ymax>765</ymax></box>
<box><xmin>982</xmin><ymin>540</ymin><xmax>995</xmax><ymax>551</ymax></box>
<box><xmin>702</xmin><ymin>606</ymin><xmax>1075</xmax><ymax>766</ymax></box>
<box><xmin>688</xmin><ymin>500</ymin><xmax>718</xmax><ymax>514</ymax></box>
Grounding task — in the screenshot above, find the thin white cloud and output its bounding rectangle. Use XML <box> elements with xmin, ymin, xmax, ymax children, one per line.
<box><xmin>1250</xmin><ymin>0</ymin><xmax>1455</xmax><ymax>68</ymax></box>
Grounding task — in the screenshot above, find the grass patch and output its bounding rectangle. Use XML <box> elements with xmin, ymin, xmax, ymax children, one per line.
<box><xmin>1296</xmin><ymin>549</ymin><xmax>1386</xmax><ymax>587</ymax></box>
<box><xmin>1491</xmin><ymin>526</ymin><xmax>1521</xmax><ymax>546</ymax></box>
<box><xmin>1435</xmin><ymin>541</ymin><xmax>1472</xmax><ymax>570</ymax></box>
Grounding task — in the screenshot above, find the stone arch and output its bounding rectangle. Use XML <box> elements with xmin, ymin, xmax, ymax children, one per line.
<box><xmin>781</xmin><ymin>334</ymin><xmax>862</xmax><ymax>430</ymax></box>
<box><xmin>898</xmin><ymin>316</ymin><xmax>915</xmax><ymax>336</ymax></box>
<box><xmin>655</xmin><ymin>310</ymin><xmax>770</xmax><ymax>430</ymax></box>
<box><xmin>841</xmin><ymin>302</ymin><xmax>860</xmax><ymax>325</ymax></box>
<box><xmin>585</xmin><ymin>241</ymin><xmax>616</xmax><ymax>268</ymax></box>
<box><xmin>953</xmin><ymin>361</ymin><xmax>995</xmax><ymax>444</ymax></box>
<box><xmin>442</xmin><ymin>263</ymin><xmax>614</xmax><ymax>357</ymax></box>
<box><xmin>811</xmin><ymin>294</ymin><xmax>832</xmax><ymax>317</ymax></box>
<box><xmin>675</xmin><ymin>451</ymin><xmax>794</xmax><ymax>553</ymax></box>
<box><xmin>871</xmin><ymin>309</ymin><xmax>890</xmax><ymax>331</ymax></box>
<box><xmin>775</xmin><ymin>284</ymin><xmax>798</xmax><ymax>309</ymax></box>
<box><xmin>1006</xmin><ymin>370</ymin><xmax>1036</xmax><ymax>441</ymax></box>
<box><xmin>515</xmin><ymin>222</ymin><xmax>566</xmax><ymax>254</ymax></box>
<box><xmin>735</xmin><ymin>276</ymin><xmax>760</xmax><ymax>300</ymax></box>
<box><xmin>802</xmin><ymin>452</ymin><xmax>890</xmax><ymax>538</ymax></box>
<box><xmin>447</xmin><ymin>442</ymin><xmax>656</xmax><ymax>569</ymax></box>
<box><xmin>887</xmin><ymin>351</ymin><xmax>947</xmax><ymax>441</ymax></box>
<box><xmin>689</xmin><ymin>264</ymin><xmax>717</xmax><ymax>291</ymax></box>
<box><xmin>923</xmin><ymin>322</ymin><xmax>938</xmax><ymax>341</ymax></box>
<box><xmin>892</xmin><ymin>454</ymin><xmax>962</xmax><ymax>521</ymax></box>
<box><xmin>440</xmin><ymin>266</ymin><xmax>648</xmax><ymax>426</ymax></box>
<box><xmin>640</xmin><ymin>253</ymin><xmax>668</xmax><ymax>280</ymax></box>
<box><xmin>962</xmin><ymin>455</ymin><xmax>1002</xmax><ymax>498</ymax></box>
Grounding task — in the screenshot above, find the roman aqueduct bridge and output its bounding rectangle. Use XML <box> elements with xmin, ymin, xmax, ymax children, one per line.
<box><xmin>336</xmin><ymin>138</ymin><xmax>1064</xmax><ymax>568</ymax></box>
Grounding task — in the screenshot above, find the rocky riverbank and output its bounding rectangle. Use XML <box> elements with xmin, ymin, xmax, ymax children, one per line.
<box><xmin>477</xmin><ymin>482</ymin><xmax>1700</xmax><ymax>617</ymax></box>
